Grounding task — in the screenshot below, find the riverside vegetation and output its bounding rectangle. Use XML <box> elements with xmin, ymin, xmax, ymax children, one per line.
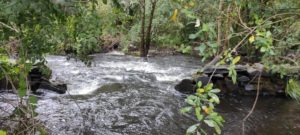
<box><xmin>0</xmin><ymin>0</ymin><xmax>299</xmax><ymax>134</ymax></box>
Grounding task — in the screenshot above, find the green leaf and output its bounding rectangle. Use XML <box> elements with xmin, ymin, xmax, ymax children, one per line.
<box><xmin>232</xmin><ymin>56</ymin><xmax>241</xmax><ymax>64</ymax></box>
<box><xmin>204</xmin><ymin>83</ymin><xmax>213</xmax><ymax>91</ymax></box>
<box><xmin>180</xmin><ymin>107</ymin><xmax>192</xmax><ymax>114</ymax></box>
<box><xmin>249</xmin><ymin>35</ymin><xmax>255</xmax><ymax>43</ymax></box>
<box><xmin>204</xmin><ymin>120</ymin><xmax>215</xmax><ymax>127</ymax></box>
<box><xmin>228</xmin><ymin>67</ymin><xmax>237</xmax><ymax>84</ymax></box>
<box><xmin>197</xmin><ymin>44</ymin><xmax>206</xmax><ymax>54</ymax></box>
<box><xmin>260</xmin><ymin>47</ymin><xmax>267</xmax><ymax>52</ymax></box>
<box><xmin>182</xmin><ymin>46</ymin><xmax>192</xmax><ymax>54</ymax></box>
<box><xmin>232</xmin><ymin>70</ymin><xmax>237</xmax><ymax>84</ymax></box>
<box><xmin>214</xmin><ymin>124</ymin><xmax>222</xmax><ymax>134</ymax></box>
<box><xmin>208</xmin><ymin>93</ymin><xmax>220</xmax><ymax>104</ymax></box>
<box><xmin>195</xmin><ymin>107</ymin><xmax>203</xmax><ymax>121</ymax></box>
<box><xmin>186</xmin><ymin>124</ymin><xmax>199</xmax><ymax>134</ymax></box>
<box><xmin>208</xmin><ymin>42</ymin><xmax>218</xmax><ymax>48</ymax></box>
<box><xmin>197</xmin><ymin>81</ymin><xmax>202</xmax><ymax>88</ymax></box>
<box><xmin>204</xmin><ymin>120</ymin><xmax>222</xmax><ymax>134</ymax></box>
<box><xmin>200</xmin><ymin>129</ymin><xmax>207</xmax><ymax>135</ymax></box>
<box><xmin>186</xmin><ymin>95</ymin><xmax>197</xmax><ymax>106</ymax></box>
<box><xmin>202</xmin><ymin>23</ymin><xmax>209</xmax><ymax>32</ymax></box>
<box><xmin>189</xmin><ymin>34</ymin><xmax>198</xmax><ymax>39</ymax></box>
<box><xmin>208</xmin><ymin>102</ymin><xmax>215</xmax><ymax>109</ymax></box>
<box><xmin>0</xmin><ymin>130</ymin><xmax>6</xmax><ymax>135</ymax></box>
<box><xmin>210</xmin><ymin>89</ymin><xmax>221</xmax><ymax>93</ymax></box>
<box><xmin>171</xmin><ymin>9</ymin><xmax>179</xmax><ymax>22</ymax></box>
<box><xmin>266</xmin><ymin>31</ymin><xmax>272</xmax><ymax>38</ymax></box>
<box><xmin>102</xmin><ymin>0</ymin><xmax>107</xmax><ymax>4</ymax></box>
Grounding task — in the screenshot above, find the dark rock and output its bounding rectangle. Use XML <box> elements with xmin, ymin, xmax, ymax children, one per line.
<box><xmin>39</xmin><ymin>83</ymin><xmax>67</xmax><ymax>94</ymax></box>
<box><xmin>194</xmin><ymin>76</ymin><xmax>210</xmax><ymax>86</ymax></box>
<box><xmin>178</xmin><ymin>64</ymin><xmax>287</xmax><ymax>96</ymax></box>
<box><xmin>214</xmin><ymin>79</ymin><xmax>227</xmax><ymax>93</ymax></box>
<box><xmin>224</xmin><ymin>77</ymin><xmax>240</xmax><ymax>92</ymax></box>
<box><xmin>245</xmin><ymin>84</ymin><xmax>255</xmax><ymax>91</ymax></box>
<box><xmin>175</xmin><ymin>79</ymin><xmax>196</xmax><ymax>94</ymax></box>
<box><xmin>128</xmin><ymin>43</ymin><xmax>138</xmax><ymax>52</ymax></box>
<box><xmin>203</xmin><ymin>66</ymin><xmax>228</xmax><ymax>75</ymax></box>
<box><xmin>0</xmin><ymin>78</ymin><xmax>12</xmax><ymax>91</ymax></box>
<box><xmin>212</xmin><ymin>74</ymin><xmax>224</xmax><ymax>79</ymax></box>
<box><xmin>203</xmin><ymin>65</ymin><xmax>249</xmax><ymax>77</ymax></box>
<box><xmin>238</xmin><ymin>76</ymin><xmax>250</xmax><ymax>82</ymax></box>
<box><xmin>29</xmin><ymin>67</ymin><xmax>67</xmax><ymax>94</ymax></box>
<box><xmin>102</xmin><ymin>41</ymin><xmax>120</xmax><ymax>53</ymax></box>
<box><xmin>0</xmin><ymin>67</ymin><xmax>67</xmax><ymax>94</ymax></box>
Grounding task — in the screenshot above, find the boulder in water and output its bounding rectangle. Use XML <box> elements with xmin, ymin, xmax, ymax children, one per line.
<box><xmin>174</xmin><ymin>79</ymin><xmax>196</xmax><ymax>94</ymax></box>
<box><xmin>0</xmin><ymin>66</ymin><xmax>67</xmax><ymax>94</ymax></box>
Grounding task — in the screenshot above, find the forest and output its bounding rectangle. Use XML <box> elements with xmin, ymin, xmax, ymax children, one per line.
<box><xmin>0</xmin><ymin>0</ymin><xmax>299</xmax><ymax>135</ymax></box>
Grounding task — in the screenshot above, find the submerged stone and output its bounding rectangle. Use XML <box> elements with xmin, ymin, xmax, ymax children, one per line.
<box><xmin>93</xmin><ymin>83</ymin><xmax>126</xmax><ymax>94</ymax></box>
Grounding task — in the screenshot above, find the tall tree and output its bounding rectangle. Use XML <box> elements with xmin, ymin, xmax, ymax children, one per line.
<box><xmin>139</xmin><ymin>0</ymin><xmax>158</xmax><ymax>57</ymax></box>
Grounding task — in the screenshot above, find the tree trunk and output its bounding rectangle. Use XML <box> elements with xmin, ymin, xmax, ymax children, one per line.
<box><xmin>140</xmin><ymin>0</ymin><xmax>146</xmax><ymax>57</ymax></box>
<box><xmin>144</xmin><ymin>0</ymin><xmax>157</xmax><ymax>56</ymax></box>
<box><xmin>223</xmin><ymin>4</ymin><xmax>231</xmax><ymax>52</ymax></box>
<box><xmin>217</xmin><ymin>0</ymin><xmax>224</xmax><ymax>54</ymax></box>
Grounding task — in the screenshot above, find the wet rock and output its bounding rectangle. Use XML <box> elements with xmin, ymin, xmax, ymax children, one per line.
<box><xmin>128</xmin><ymin>43</ymin><xmax>138</xmax><ymax>52</ymax></box>
<box><xmin>194</xmin><ymin>76</ymin><xmax>210</xmax><ymax>86</ymax></box>
<box><xmin>224</xmin><ymin>77</ymin><xmax>240</xmax><ymax>92</ymax></box>
<box><xmin>177</xmin><ymin>64</ymin><xmax>287</xmax><ymax>96</ymax></box>
<box><xmin>39</xmin><ymin>83</ymin><xmax>67</xmax><ymax>94</ymax></box>
<box><xmin>29</xmin><ymin>67</ymin><xmax>67</xmax><ymax>94</ymax></box>
<box><xmin>93</xmin><ymin>83</ymin><xmax>126</xmax><ymax>94</ymax></box>
<box><xmin>175</xmin><ymin>79</ymin><xmax>196</xmax><ymax>94</ymax></box>
<box><xmin>203</xmin><ymin>66</ymin><xmax>229</xmax><ymax>75</ymax></box>
<box><xmin>102</xmin><ymin>41</ymin><xmax>120</xmax><ymax>53</ymax></box>
<box><xmin>238</xmin><ymin>76</ymin><xmax>250</xmax><ymax>82</ymax></box>
<box><xmin>246</xmin><ymin>66</ymin><xmax>258</xmax><ymax>76</ymax></box>
<box><xmin>213</xmin><ymin>74</ymin><xmax>224</xmax><ymax>79</ymax></box>
<box><xmin>0</xmin><ymin>67</ymin><xmax>67</xmax><ymax>94</ymax></box>
<box><xmin>245</xmin><ymin>84</ymin><xmax>255</xmax><ymax>91</ymax></box>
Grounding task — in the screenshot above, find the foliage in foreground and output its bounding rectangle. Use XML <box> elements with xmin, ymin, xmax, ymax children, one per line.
<box><xmin>0</xmin><ymin>130</ymin><xmax>6</xmax><ymax>135</ymax></box>
<box><xmin>0</xmin><ymin>0</ymin><xmax>99</xmax><ymax>134</ymax></box>
<box><xmin>181</xmin><ymin>82</ymin><xmax>224</xmax><ymax>135</ymax></box>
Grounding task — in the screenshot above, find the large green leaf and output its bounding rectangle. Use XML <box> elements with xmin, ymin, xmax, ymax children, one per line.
<box><xmin>197</xmin><ymin>44</ymin><xmax>206</xmax><ymax>54</ymax></box>
<box><xmin>189</xmin><ymin>34</ymin><xmax>198</xmax><ymax>39</ymax></box>
<box><xmin>208</xmin><ymin>93</ymin><xmax>220</xmax><ymax>104</ymax></box>
<box><xmin>180</xmin><ymin>107</ymin><xmax>192</xmax><ymax>114</ymax></box>
<box><xmin>0</xmin><ymin>130</ymin><xmax>6</xmax><ymax>135</ymax></box>
<box><xmin>204</xmin><ymin>120</ymin><xmax>215</xmax><ymax>127</ymax></box>
<box><xmin>186</xmin><ymin>124</ymin><xmax>199</xmax><ymax>134</ymax></box>
<box><xmin>195</xmin><ymin>107</ymin><xmax>203</xmax><ymax>121</ymax></box>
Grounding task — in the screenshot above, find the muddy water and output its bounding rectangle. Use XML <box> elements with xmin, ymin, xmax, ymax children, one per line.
<box><xmin>29</xmin><ymin>53</ymin><xmax>300</xmax><ymax>134</ymax></box>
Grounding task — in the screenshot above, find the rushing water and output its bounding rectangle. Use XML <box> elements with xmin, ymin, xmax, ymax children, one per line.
<box><xmin>2</xmin><ymin>52</ymin><xmax>299</xmax><ymax>135</ymax></box>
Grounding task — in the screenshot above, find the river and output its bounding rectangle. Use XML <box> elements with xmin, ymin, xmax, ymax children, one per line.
<box><xmin>2</xmin><ymin>52</ymin><xmax>300</xmax><ymax>134</ymax></box>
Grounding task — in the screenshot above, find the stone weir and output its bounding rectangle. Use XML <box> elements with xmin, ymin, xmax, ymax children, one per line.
<box><xmin>175</xmin><ymin>63</ymin><xmax>286</xmax><ymax>96</ymax></box>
